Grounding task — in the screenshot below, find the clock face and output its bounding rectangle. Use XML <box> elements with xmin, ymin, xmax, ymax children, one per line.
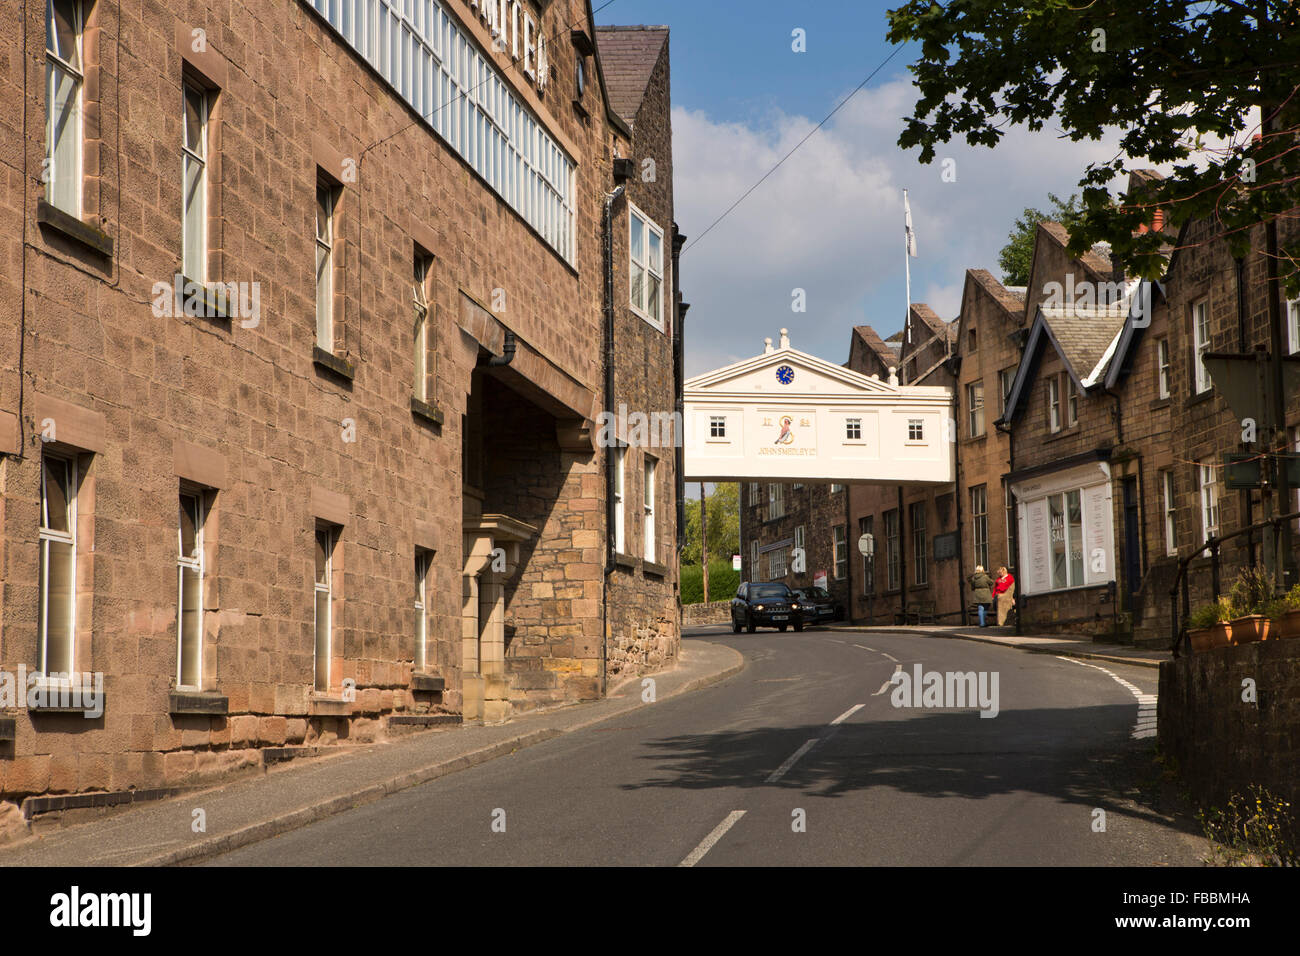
<box><xmin>776</xmin><ymin>365</ymin><xmax>795</xmax><ymax>385</ymax></box>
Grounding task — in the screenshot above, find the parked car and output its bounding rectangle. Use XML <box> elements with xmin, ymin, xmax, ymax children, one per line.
<box><xmin>791</xmin><ymin>587</ymin><xmax>843</xmax><ymax>625</ymax></box>
<box><xmin>731</xmin><ymin>582</ymin><xmax>804</xmax><ymax>633</ymax></box>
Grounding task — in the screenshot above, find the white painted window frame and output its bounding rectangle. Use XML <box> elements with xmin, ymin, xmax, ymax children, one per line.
<box><xmin>177</xmin><ymin>490</ymin><xmax>205</xmax><ymax>689</ymax></box>
<box><xmin>39</xmin><ymin>453</ymin><xmax>78</xmax><ymax>676</ymax></box>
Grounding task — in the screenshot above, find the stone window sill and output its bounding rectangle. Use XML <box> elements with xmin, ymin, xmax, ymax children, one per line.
<box><xmin>168</xmin><ymin>690</ymin><xmax>229</xmax><ymax>716</ymax></box>
<box><xmin>37</xmin><ymin>199</ymin><xmax>114</xmax><ymax>258</ymax></box>
<box><xmin>644</xmin><ymin>559</ymin><xmax>669</xmax><ymax>579</ymax></box>
<box><xmin>308</xmin><ymin>694</ymin><xmax>352</xmax><ymax>716</ymax></box>
<box><xmin>313</xmin><ymin>346</ymin><xmax>356</xmax><ymax>381</ymax></box>
<box><xmin>411</xmin><ymin>396</ymin><xmax>445</xmax><ymax>426</ymax></box>
<box><xmin>612</xmin><ymin>552</ymin><xmax>637</xmax><ymax>571</ymax></box>
<box><xmin>26</xmin><ymin>677</ymin><xmax>104</xmax><ymax>715</ymax></box>
<box><xmin>1149</xmin><ymin>396</ymin><xmax>1172</xmax><ymax>410</ymax></box>
<box><xmin>1187</xmin><ymin>389</ymin><xmax>1215</xmax><ymax>407</ymax></box>
<box><xmin>0</xmin><ymin>716</ymin><xmax>14</xmax><ymax>741</ymax></box>
<box><xmin>410</xmin><ymin>672</ymin><xmax>446</xmax><ymax>693</ymax></box>
<box><xmin>173</xmin><ymin>276</ymin><xmax>235</xmax><ymax>322</ymax></box>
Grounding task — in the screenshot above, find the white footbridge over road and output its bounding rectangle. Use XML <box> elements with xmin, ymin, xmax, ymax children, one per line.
<box><xmin>683</xmin><ymin>330</ymin><xmax>955</xmax><ymax>487</ymax></box>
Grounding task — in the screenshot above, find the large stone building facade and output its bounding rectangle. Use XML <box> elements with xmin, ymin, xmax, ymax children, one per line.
<box><xmin>0</xmin><ymin>0</ymin><xmax>680</xmax><ymax>805</ymax></box>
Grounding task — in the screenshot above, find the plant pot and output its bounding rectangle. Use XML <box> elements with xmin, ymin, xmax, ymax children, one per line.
<box><xmin>1229</xmin><ymin>615</ymin><xmax>1269</xmax><ymax>644</ymax></box>
<box><xmin>1187</xmin><ymin>627</ymin><xmax>1218</xmax><ymax>652</ymax></box>
<box><xmin>1272</xmin><ymin>608</ymin><xmax>1300</xmax><ymax>639</ymax></box>
<box><xmin>1210</xmin><ymin>621</ymin><xmax>1233</xmax><ymax>648</ymax></box>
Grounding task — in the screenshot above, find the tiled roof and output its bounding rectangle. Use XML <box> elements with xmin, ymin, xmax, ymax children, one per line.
<box><xmin>967</xmin><ymin>268</ymin><xmax>1026</xmax><ymax>320</ymax></box>
<box><xmin>851</xmin><ymin>324</ymin><xmax>900</xmax><ymax>371</ymax></box>
<box><xmin>594</xmin><ymin>26</ymin><xmax>668</xmax><ymax>126</ymax></box>
<box><xmin>1039</xmin><ymin>221</ymin><xmax>1116</xmax><ymax>279</ymax></box>
<box><xmin>1040</xmin><ymin>303</ymin><xmax>1130</xmax><ymax>383</ymax></box>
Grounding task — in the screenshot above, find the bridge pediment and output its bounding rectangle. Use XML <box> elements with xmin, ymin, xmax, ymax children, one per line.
<box><xmin>684</xmin><ymin>334</ymin><xmax>955</xmax><ymax>486</ymax></box>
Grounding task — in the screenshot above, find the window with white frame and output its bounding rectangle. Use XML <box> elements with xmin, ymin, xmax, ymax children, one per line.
<box><xmin>177</xmin><ymin>491</ymin><xmax>205</xmax><ymax>688</ymax></box>
<box><xmin>709</xmin><ymin>416</ymin><xmax>726</xmax><ymax>439</ymax></box>
<box><xmin>859</xmin><ymin>515</ymin><xmax>874</xmax><ymax>594</ymax></box>
<box><xmin>1192</xmin><ymin>299</ymin><xmax>1212</xmax><ymax>393</ymax></box>
<box><xmin>613</xmin><ymin>447</ymin><xmax>626</xmax><ymax>553</ymax></box>
<box><xmin>1048</xmin><ymin>490</ymin><xmax>1085</xmax><ymax>589</ymax></box>
<box><xmin>1065</xmin><ymin>375</ymin><xmax>1079</xmax><ymax>426</ymax></box>
<box><xmin>1199</xmin><ymin>460</ymin><xmax>1220</xmax><ymax>542</ymax></box>
<box><xmin>413</xmin><ymin>252</ymin><xmax>432</xmax><ymax>401</ymax></box>
<box><xmin>834</xmin><ymin>525</ymin><xmax>848</xmax><ymax>580</ymax></box>
<box><xmin>182</xmin><ymin>82</ymin><xmax>209</xmax><ymax>282</ymax></box>
<box><xmin>643</xmin><ymin>458</ymin><xmax>656</xmax><ymax>563</ymax></box>
<box><xmin>1162</xmin><ymin>471</ymin><xmax>1177</xmax><ymax>555</ymax></box>
<box><xmin>1288</xmin><ymin>298</ymin><xmax>1300</xmax><ymax>354</ymax></box>
<box><xmin>316</xmin><ymin>181</ymin><xmax>338</xmax><ymax>351</ymax></box>
<box><xmin>998</xmin><ymin>367</ymin><xmax>1015</xmax><ymax>415</ymax></box>
<box><xmin>314</xmin><ymin>526</ymin><xmax>336</xmax><ymax>692</ymax></box>
<box><xmin>831</xmin><ymin>483</ymin><xmax>844</xmax><ymax>494</ymax></box>
<box><xmin>845</xmin><ymin>418</ymin><xmax>862</xmax><ymax>441</ymax></box>
<box><xmin>750</xmin><ymin>540</ymin><xmax>759</xmax><ymax>578</ymax></box>
<box><xmin>748</xmin><ymin>482</ymin><xmax>760</xmax><ymax>506</ymax></box>
<box><xmin>309</xmin><ymin>0</ymin><xmax>575</xmax><ymax>263</ymax></box>
<box><xmin>967</xmin><ymin>380</ymin><xmax>985</xmax><ymax>437</ymax></box>
<box><xmin>970</xmin><ymin>485</ymin><xmax>988</xmax><ymax>571</ymax></box>
<box><xmin>1157</xmin><ymin>338</ymin><xmax>1170</xmax><ymax>399</ymax></box>
<box><xmin>768</xmin><ymin>546</ymin><xmax>787</xmax><ymax>579</ymax></box>
<box><xmin>629</xmin><ymin>205</ymin><xmax>665</xmax><ymax>329</ymax></box>
<box><xmin>907</xmin><ymin>420</ymin><xmax>924</xmax><ymax>441</ymax></box>
<box><xmin>885</xmin><ymin>509</ymin><xmax>901</xmax><ymax>590</ymax></box>
<box><xmin>910</xmin><ymin>503</ymin><xmax>927</xmax><ymax>586</ymax></box>
<box><xmin>1047</xmin><ymin>377</ymin><xmax>1062</xmax><ymax>432</ymax></box>
<box><xmin>39</xmin><ymin>454</ymin><xmax>77</xmax><ymax>675</ymax></box>
<box><xmin>768</xmin><ymin>482</ymin><xmax>785</xmax><ymax>519</ymax></box>
<box><xmin>45</xmin><ymin>0</ymin><xmax>83</xmax><ymax>216</ymax></box>
<box><xmin>794</xmin><ymin>524</ymin><xmax>805</xmax><ymax>557</ymax></box>
<box><xmin>414</xmin><ymin>549</ymin><xmax>430</xmax><ymax>670</ymax></box>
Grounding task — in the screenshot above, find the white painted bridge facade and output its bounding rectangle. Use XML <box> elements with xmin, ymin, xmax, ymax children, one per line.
<box><xmin>683</xmin><ymin>331</ymin><xmax>955</xmax><ymax>486</ymax></box>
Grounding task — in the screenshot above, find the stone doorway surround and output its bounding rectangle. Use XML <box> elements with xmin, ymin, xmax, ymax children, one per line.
<box><xmin>462</xmin><ymin>510</ymin><xmax>538</xmax><ymax>723</ymax></box>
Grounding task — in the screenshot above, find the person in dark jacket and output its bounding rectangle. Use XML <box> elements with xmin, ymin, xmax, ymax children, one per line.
<box><xmin>969</xmin><ymin>565</ymin><xmax>994</xmax><ymax>627</ymax></box>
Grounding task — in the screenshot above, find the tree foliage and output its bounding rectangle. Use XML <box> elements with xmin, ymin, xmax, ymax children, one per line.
<box><xmin>681</xmin><ymin>482</ymin><xmax>739</xmax><ymax>566</ymax></box>
<box><xmin>997</xmin><ymin>192</ymin><xmax>1085</xmax><ymax>285</ymax></box>
<box><xmin>887</xmin><ymin>0</ymin><xmax>1300</xmax><ymax>293</ymax></box>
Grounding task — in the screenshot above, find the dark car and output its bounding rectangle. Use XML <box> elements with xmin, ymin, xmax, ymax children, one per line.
<box><xmin>791</xmin><ymin>587</ymin><xmax>844</xmax><ymax>625</ymax></box>
<box><xmin>730</xmin><ymin>582</ymin><xmax>804</xmax><ymax>633</ymax></box>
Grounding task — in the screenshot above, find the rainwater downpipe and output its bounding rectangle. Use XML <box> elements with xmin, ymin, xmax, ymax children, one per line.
<box><xmin>601</xmin><ymin>184</ymin><xmax>626</xmax><ymax>696</ymax></box>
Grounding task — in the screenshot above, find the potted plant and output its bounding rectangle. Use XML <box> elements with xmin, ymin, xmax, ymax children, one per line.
<box><xmin>1227</xmin><ymin>568</ymin><xmax>1273</xmax><ymax>644</ymax></box>
<box><xmin>1186</xmin><ymin>600</ymin><xmax>1230</xmax><ymax>653</ymax></box>
<box><xmin>1266</xmin><ymin>584</ymin><xmax>1300</xmax><ymax>640</ymax></box>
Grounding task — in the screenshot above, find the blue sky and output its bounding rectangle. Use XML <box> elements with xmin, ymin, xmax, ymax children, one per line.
<box><xmin>595</xmin><ymin>0</ymin><xmax>1127</xmax><ymax>377</ymax></box>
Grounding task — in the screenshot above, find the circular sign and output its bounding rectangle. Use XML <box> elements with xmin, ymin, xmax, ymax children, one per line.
<box><xmin>857</xmin><ymin>532</ymin><xmax>874</xmax><ymax>557</ymax></box>
<box><xmin>775</xmin><ymin>365</ymin><xmax>795</xmax><ymax>385</ymax></box>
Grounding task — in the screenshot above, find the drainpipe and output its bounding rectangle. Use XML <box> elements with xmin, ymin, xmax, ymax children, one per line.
<box><xmin>1235</xmin><ymin>256</ymin><xmax>1256</xmax><ymax>567</ymax></box>
<box><xmin>672</xmin><ymin>226</ymin><xmax>687</xmax><ymax>555</ymax></box>
<box><xmin>486</xmin><ymin>329</ymin><xmax>516</xmax><ymax>366</ymax></box>
<box><xmin>996</xmin><ymin>417</ymin><xmax>1021</xmax><ymax>636</ymax></box>
<box><xmin>601</xmin><ymin>184</ymin><xmax>626</xmax><ymax>697</ymax></box>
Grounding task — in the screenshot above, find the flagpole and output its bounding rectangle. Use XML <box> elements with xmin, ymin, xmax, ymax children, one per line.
<box><xmin>904</xmin><ymin>188</ymin><xmax>912</xmax><ymax>349</ymax></box>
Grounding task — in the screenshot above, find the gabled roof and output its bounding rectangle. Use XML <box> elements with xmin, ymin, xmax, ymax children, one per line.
<box><xmin>964</xmin><ymin>268</ymin><xmax>1027</xmax><ymax>322</ymax></box>
<box><xmin>851</xmin><ymin>324</ymin><xmax>900</xmax><ymax>372</ymax></box>
<box><xmin>593</xmin><ymin>26</ymin><xmax>668</xmax><ymax>126</ymax></box>
<box><xmin>685</xmin><ymin>344</ymin><xmax>901</xmax><ymax>396</ymax></box>
<box><xmin>998</xmin><ymin>284</ymin><xmax>1155</xmax><ymax>423</ymax></box>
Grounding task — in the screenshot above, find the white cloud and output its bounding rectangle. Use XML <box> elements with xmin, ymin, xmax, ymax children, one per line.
<box><xmin>674</xmin><ymin>75</ymin><xmax>1130</xmax><ymax>377</ymax></box>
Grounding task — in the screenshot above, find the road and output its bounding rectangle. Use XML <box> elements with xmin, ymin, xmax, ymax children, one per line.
<box><xmin>206</xmin><ymin>626</ymin><xmax>1206</xmax><ymax>866</ymax></box>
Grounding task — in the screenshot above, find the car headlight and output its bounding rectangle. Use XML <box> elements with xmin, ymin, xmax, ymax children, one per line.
<box><xmin>791</xmin><ymin>603</ymin><xmax>800</xmax><ymax>609</ymax></box>
<box><xmin>755</xmin><ymin>604</ymin><xmax>764</xmax><ymax>611</ymax></box>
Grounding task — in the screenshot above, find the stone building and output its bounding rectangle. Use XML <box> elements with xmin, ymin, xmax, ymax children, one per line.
<box><xmin>0</xmin><ymin>0</ymin><xmax>680</xmax><ymax>805</ymax></box>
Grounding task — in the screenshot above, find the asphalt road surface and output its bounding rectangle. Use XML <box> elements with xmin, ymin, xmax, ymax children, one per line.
<box><xmin>207</xmin><ymin>627</ymin><xmax>1206</xmax><ymax>866</ymax></box>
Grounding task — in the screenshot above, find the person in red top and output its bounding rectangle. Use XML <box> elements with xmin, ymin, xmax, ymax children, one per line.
<box><xmin>993</xmin><ymin>567</ymin><xmax>1016</xmax><ymax>627</ymax></box>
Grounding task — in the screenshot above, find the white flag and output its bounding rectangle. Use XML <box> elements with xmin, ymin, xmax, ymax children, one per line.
<box><xmin>904</xmin><ymin>189</ymin><xmax>918</xmax><ymax>258</ymax></box>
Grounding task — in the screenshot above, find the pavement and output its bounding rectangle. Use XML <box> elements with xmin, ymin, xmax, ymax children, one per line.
<box><xmin>0</xmin><ymin>621</ymin><xmax>1176</xmax><ymax>867</ymax></box>
<box><xmin>836</xmin><ymin>623</ymin><xmax>1169</xmax><ymax>669</ymax></box>
<box><xmin>0</xmin><ymin>640</ymin><xmax>743</xmax><ymax>867</ymax></box>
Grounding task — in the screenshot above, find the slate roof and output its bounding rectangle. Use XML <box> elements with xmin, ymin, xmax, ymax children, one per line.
<box><xmin>594</xmin><ymin>26</ymin><xmax>668</xmax><ymax>126</ymax></box>
<box><xmin>1039</xmin><ymin>303</ymin><xmax>1130</xmax><ymax>384</ymax></box>
<box><xmin>1038</xmin><ymin>221</ymin><xmax>1116</xmax><ymax>279</ymax></box>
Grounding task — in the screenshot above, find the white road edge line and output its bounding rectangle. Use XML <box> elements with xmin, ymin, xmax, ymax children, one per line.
<box><xmin>1056</xmin><ymin>656</ymin><xmax>1157</xmax><ymax>739</ymax></box>
<box><xmin>679</xmin><ymin>810</ymin><xmax>747</xmax><ymax>867</ymax></box>
<box><xmin>766</xmin><ymin>738</ymin><xmax>819</xmax><ymax>783</ymax></box>
<box><xmin>852</xmin><ymin>644</ymin><xmax>878</xmax><ymax>652</ymax></box>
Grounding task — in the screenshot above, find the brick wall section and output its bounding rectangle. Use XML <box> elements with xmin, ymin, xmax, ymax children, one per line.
<box><xmin>0</xmin><ymin>0</ymin><xmax>678</xmax><ymax>799</ymax></box>
<box><xmin>1158</xmin><ymin>639</ymin><xmax>1300</xmax><ymax>809</ymax></box>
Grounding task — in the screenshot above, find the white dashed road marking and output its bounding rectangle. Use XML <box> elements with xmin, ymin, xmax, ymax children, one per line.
<box><xmin>765</xmin><ymin>739</ymin><xmax>819</xmax><ymax>783</ymax></box>
<box><xmin>679</xmin><ymin>811</ymin><xmax>747</xmax><ymax>867</ymax></box>
<box><xmin>1057</xmin><ymin>656</ymin><xmax>1157</xmax><ymax>739</ymax></box>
